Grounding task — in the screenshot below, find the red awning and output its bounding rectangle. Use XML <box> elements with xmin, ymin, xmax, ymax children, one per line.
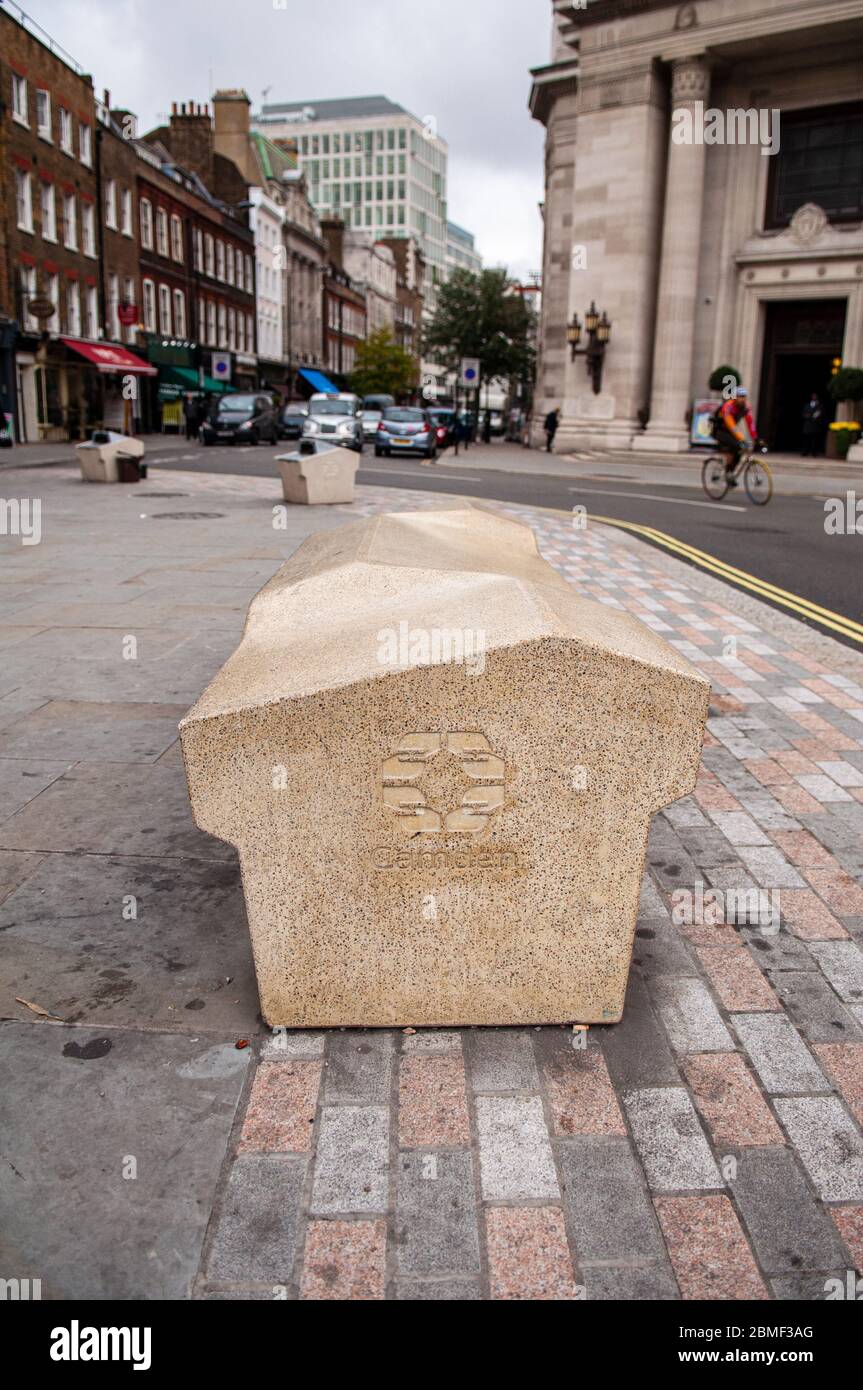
<box><xmin>61</xmin><ymin>338</ymin><xmax>156</xmax><ymax>375</ymax></box>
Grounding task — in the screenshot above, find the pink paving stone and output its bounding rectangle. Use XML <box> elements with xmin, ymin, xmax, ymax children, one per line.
<box><xmin>741</xmin><ymin>654</ymin><xmax>778</xmax><ymax>675</ymax></box>
<box><xmin>744</xmin><ymin>758</ymin><xmax>787</xmax><ymax>787</ymax></box>
<box><xmin>702</xmin><ymin>730</ymin><xmax>721</xmax><ymax>748</ymax></box>
<box><xmin>678</xmin><ymin>626</ymin><xmax>713</xmax><ymax>647</ymax></box>
<box><xmin>237</xmin><ymin>1061</ymin><xmax>321</xmax><ymax>1153</ymax></box>
<box><xmin>684</xmin><ymin>1052</ymin><xmax>784</xmax><ymax>1148</ymax></box>
<box><xmin>680</xmin><ymin>920</ymin><xmax>741</xmax><ymax>947</ymax></box>
<box><xmin>694</xmin><ymin>782</ymin><xmax>743</xmax><ymax>813</ymax></box>
<box><xmin>486</xmin><ymin>1206</ymin><xmax>580</xmax><ymax>1300</ymax></box>
<box><xmin>774</xmin><ymin>750</ymin><xmax>821</xmax><ymax>775</ymax></box>
<box><xmin>398</xmin><ymin>1054</ymin><xmax>470</xmax><ymax>1148</ymax></box>
<box><xmin>711</xmin><ymin>694</ymin><xmax>746</xmax><ymax>714</ymax></box>
<box><xmin>779</xmin><ymin>888</ymin><xmax>848</xmax><ymax>941</ymax></box>
<box><xmin>654</xmin><ymin>1196</ymin><xmax>769</xmax><ymax>1301</ymax></box>
<box><xmin>788</xmin><ymin>652</ymin><xmax>830</xmax><ymax>674</ymax></box>
<box><xmin>772</xmin><ymin>782</ymin><xmax>825</xmax><ymax>817</ymax></box>
<box><xmin>852</xmin><ymin>788</ymin><xmax>863</xmax><ymax>804</ymax></box>
<box><xmin>795</xmin><ymin>710</ymin><xmax>850</xmax><ymax>735</ymax></box>
<box><xmin>831</xmin><ymin>1207</ymin><xmax>863</xmax><ymax>1274</ymax></box>
<box><xmin>696</xmin><ymin>946</ymin><xmax>780</xmax><ymax>1012</ymax></box>
<box><xmin>795</xmin><ymin>734</ymin><xmax>858</xmax><ymax>757</ymax></box>
<box><xmin>300</xmin><ymin>1220</ymin><xmax>387</xmax><ymax>1300</ymax></box>
<box><xmin>814</xmin><ymin>1044</ymin><xmax>863</xmax><ymax>1128</ymax></box>
<box><xmin>802</xmin><ymin>679</ymin><xmax>860</xmax><ymax>710</ymax></box>
<box><xmin>804</xmin><ymin>868</ymin><xmax>863</xmax><ymax>915</ymax></box>
<box><xmin>771</xmin><ymin>830</ymin><xmax>836</xmax><ymax>868</ymax></box>
<box><xmin>543</xmin><ymin>1045</ymin><xmax>626</xmax><ymax>1136</ymax></box>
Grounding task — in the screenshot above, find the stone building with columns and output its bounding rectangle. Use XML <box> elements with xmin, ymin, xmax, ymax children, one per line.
<box><xmin>529</xmin><ymin>0</ymin><xmax>863</xmax><ymax>452</ymax></box>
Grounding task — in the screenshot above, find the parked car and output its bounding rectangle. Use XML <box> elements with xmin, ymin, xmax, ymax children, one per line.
<box><xmin>278</xmin><ymin>402</ymin><xmax>308</xmax><ymax>440</ymax></box>
<box><xmin>427</xmin><ymin>407</ymin><xmax>456</xmax><ymax>449</ymax></box>
<box><xmin>375</xmin><ymin>406</ymin><xmax>437</xmax><ymax>460</ymax></box>
<box><xmin>359</xmin><ymin>408</ymin><xmax>383</xmax><ymax>441</ymax></box>
<box><xmin>362</xmin><ymin>393</ymin><xmax>395</xmax><ymax>413</ymax></box>
<box><xmin>201</xmin><ymin>393</ymin><xmax>279</xmax><ymax>446</ymax></box>
<box><xmin>302</xmin><ymin>392</ymin><xmax>363</xmax><ymax>451</ymax></box>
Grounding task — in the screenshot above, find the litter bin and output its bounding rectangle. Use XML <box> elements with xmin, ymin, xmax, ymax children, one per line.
<box><xmin>76</xmin><ymin>430</ymin><xmax>145</xmax><ymax>483</ymax></box>
<box><xmin>179</xmin><ymin>503</ymin><xmax>709</xmax><ymax>1028</ymax></box>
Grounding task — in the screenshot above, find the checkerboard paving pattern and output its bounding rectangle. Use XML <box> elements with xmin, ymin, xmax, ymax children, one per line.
<box><xmin>197</xmin><ymin>490</ymin><xmax>863</xmax><ymax>1301</ymax></box>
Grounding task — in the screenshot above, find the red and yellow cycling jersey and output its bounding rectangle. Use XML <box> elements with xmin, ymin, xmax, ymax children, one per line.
<box><xmin>717</xmin><ymin>397</ymin><xmax>757</xmax><ymax>443</ymax></box>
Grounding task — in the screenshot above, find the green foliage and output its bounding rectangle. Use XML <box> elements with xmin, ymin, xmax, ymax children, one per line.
<box><xmin>423</xmin><ymin>268</ymin><xmax>535</xmax><ymax>384</ymax></box>
<box><xmin>828</xmin><ymin>367</ymin><xmax>863</xmax><ymax>403</ymax></box>
<box><xmin>349</xmin><ymin>329</ymin><xmax>418</xmax><ymax>400</ymax></box>
<box><xmin>709</xmin><ymin>364</ymin><xmax>741</xmax><ymax>392</ymax></box>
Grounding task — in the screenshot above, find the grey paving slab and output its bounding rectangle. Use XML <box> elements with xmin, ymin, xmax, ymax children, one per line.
<box><xmin>599</xmin><ymin>972</ymin><xmax>682</xmax><ymax>1090</ymax></box>
<box><xmin>206</xmin><ymin>1155</ymin><xmax>305</xmax><ymax>1284</ymax></box>
<box><xmin>465</xmin><ymin>1029</ymin><xmax>540</xmax><ymax>1092</ymax></box>
<box><xmin>0</xmin><ymin>852</ymin><xmax>259</xmax><ymax>1033</ymax></box>
<box><xmin>261</xmin><ymin>1030</ymin><xmax>327</xmax><ymax>1060</ymax></box>
<box><xmin>808</xmin><ymin>941</ymin><xmax>863</xmax><ymax>1004</ymax></box>
<box><xmin>733</xmin><ymin>1013</ymin><xmax>831</xmax><ymax>1094</ymax></box>
<box><xmin>584</xmin><ymin>1264</ymin><xmax>680</xmax><ymax>1300</ymax></box>
<box><xmin>770</xmin><ymin>971</ymin><xmax>863</xmax><ymax>1043</ymax></box>
<box><xmin>632</xmin><ymin>920</ymin><xmax>696</xmax><ymax>977</ymax></box>
<box><xmin>742</xmin><ymin>925</ymin><xmax>819</xmax><ymax>972</ymax></box>
<box><xmin>475</xmin><ymin>1095</ymin><xmax>559</xmax><ymax>1200</ymax></box>
<box><xmin>770</xmin><ymin>1270</ymin><xmax>850</xmax><ymax>1301</ymax></box>
<box><xmin>395</xmin><ymin>1150</ymin><xmax>481</xmax><ymax>1277</ymax></box>
<box><xmin>623</xmin><ymin>1087</ymin><xmax>722</xmax><ymax>1191</ymax></box>
<box><xmin>323</xmin><ymin>1032</ymin><xmax>394</xmax><ymax>1104</ymax></box>
<box><xmin>649</xmin><ymin>976</ymin><xmax>735</xmax><ymax>1053</ymax></box>
<box><xmin>401</xmin><ymin>1030</ymin><xmax>462</xmax><ymax>1055</ymax></box>
<box><xmin>0</xmin><ymin>699</ymin><xmax>187</xmax><ymax>763</ymax></box>
<box><xmin>730</xmin><ymin>1147</ymin><xmax>850</xmax><ymax>1273</ymax></box>
<box><xmin>557</xmin><ymin>1136</ymin><xmax>669</xmax><ymax>1263</ymax></box>
<box><xmin>0</xmin><ymin>848</ymin><xmax>44</xmax><ymax>904</ymax></box>
<box><xmin>310</xmin><ymin>1106</ymin><xmax>390</xmax><ymax>1214</ymax></box>
<box><xmin>0</xmin><ymin>1022</ymin><xmax>250</xmax><ymax>1298</ymax></box>
<box><xmin>0</xmin><ymin>758</ymin><xmax>70</xmax><ymax>822</ymax></box>
<box><xmin>0</xmin><ymin>763</ymin><xmax>233</xmax><ymax>859</ymax></box>
<box><xmin>395</xmin><ymin>1277</ymin><xmax>483</xmax><ymax>1300</ymax></box>
<box><xmin>737</xmin><ymin>846</ymin><xmax>806</xmax><ymax>889</ymax></box>
<box><xmin>773</xmin><ymin>1098</ymin><xmax>863</xmax><ymax>1202</ymax></box>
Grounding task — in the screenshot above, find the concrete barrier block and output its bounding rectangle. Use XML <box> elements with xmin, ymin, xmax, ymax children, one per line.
<box><xmin>179</xmin><ymin>504</ymin><xmax>709</xmax><ymax>1027</ymax></box>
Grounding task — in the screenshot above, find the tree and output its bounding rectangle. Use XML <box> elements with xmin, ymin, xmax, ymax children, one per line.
<box><xmin>424</xmin><ymin>268</ymin><xmax>535</xmax><ymax>393</ymax></box>
<box><xmin>349</xmin><ymin>328</ymin><xmax>418</xmax><ymax>400</ymax></box>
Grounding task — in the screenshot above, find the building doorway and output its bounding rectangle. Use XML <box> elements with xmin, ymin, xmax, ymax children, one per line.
<box><xmin>758</xmin><ymin>299</ymin><xmax>846</xmax><ymax>452</ymax></box>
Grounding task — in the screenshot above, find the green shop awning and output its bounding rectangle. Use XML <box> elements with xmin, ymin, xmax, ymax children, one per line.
<box><xmin>161</xmin><ymin>366</ymin><xmax>232</xmax><ymax>394</ymax></box>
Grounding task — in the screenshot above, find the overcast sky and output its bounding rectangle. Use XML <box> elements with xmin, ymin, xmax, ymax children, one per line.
<box><xmin>24</xmin><ymin>0</ymin><xmax>551</xmax><ymax>282</ymax></box>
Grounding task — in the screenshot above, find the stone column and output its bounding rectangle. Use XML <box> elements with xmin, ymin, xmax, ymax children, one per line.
<box><xmin>634</xmin><ymin>56</ymin><xmax>711</xmax><ymax>453</ymax></box>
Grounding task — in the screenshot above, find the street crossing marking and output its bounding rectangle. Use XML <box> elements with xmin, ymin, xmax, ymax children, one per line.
<box><xmin>589</xmin><ymin>514</ymin><xmax>863</xmax><ymax>647</ymax></box>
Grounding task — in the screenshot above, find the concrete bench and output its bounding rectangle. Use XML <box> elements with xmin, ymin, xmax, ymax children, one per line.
<box><xmin>179</xmin><ymin>504</ymin><xmax>709</xmax><ymax>1028</ymax></box>
<box><xmin>276</xmin><ymin>444</ymin><xmax>358</xmax><ymax>505</ymax></box>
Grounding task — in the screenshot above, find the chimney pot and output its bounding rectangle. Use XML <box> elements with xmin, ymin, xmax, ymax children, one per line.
<box><xmin>172</xmin><ymin>101</ymin><xmax>177</xmax><ymax>115</ymax></box>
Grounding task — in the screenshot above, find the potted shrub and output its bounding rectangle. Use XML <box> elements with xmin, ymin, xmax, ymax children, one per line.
<box><xmin>827</xmin><ymin>367</ymin><xmax>863</xmax><ymax>458</ymax></box>
<box><xmin>708</xmin><ymin>365</ymin><xmax>742</xmax><ymax>397</ymax></box>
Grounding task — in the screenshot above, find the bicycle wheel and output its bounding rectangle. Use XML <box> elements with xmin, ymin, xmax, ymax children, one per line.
<box><xmin>701</xmin><ymin>454</ymin><xmax>729</xmax><ymax>500</ymax></box>
<box><xmin>744</xmin><ymin>457</ymin><xmax>773</xmax><ymax>505</ymax></box>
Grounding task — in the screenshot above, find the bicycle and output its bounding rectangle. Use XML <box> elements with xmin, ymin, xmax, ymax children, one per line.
<box><xmin>701</xmin><ymin>444</ymin><xmax>773</xmax><ymax>506</ymax></box>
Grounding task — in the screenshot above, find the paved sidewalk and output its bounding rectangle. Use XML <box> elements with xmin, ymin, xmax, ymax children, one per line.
<box><xmin>1</xmin><ymin>465</ymin><xmax>863</xmax><ymax>1300</ymax></box>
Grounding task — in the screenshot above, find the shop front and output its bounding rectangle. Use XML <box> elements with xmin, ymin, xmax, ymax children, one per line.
<box><xmin>25</xmin><ymin>337</ymin><xmax>155</xmax><ymax>441</ymax></box>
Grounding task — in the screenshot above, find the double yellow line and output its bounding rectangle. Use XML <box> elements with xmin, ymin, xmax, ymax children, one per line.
<box><xmin>589</xmin><ymin>514</ymin><xmax>863</xmax><ymax>648</ymax></box>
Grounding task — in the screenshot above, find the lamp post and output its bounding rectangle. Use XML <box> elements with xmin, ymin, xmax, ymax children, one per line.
<box><xmin>567</xmin><ymin>301</ymin><xmax>611</xmax><ymax>394</ymax></box>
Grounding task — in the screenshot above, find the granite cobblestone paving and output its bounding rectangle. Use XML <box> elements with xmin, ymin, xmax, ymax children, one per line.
<box><xmin>2</xmin><ymin>469</ymin><xmax>863</xmax><ymax>1299</ymax></box>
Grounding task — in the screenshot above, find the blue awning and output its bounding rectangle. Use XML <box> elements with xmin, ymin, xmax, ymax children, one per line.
<box><xmin>299</xmin><ymin>368</ymin><xmax>340</xmax><ymax>395</ymax></box>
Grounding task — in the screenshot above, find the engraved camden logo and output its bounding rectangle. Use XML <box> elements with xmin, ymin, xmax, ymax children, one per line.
<box><xmin>381</xmin><ymin>732</ymin><xmax>505</xmax><ymax>835</ymax></box>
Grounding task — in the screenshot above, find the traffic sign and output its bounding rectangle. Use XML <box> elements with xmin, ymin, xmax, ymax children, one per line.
<box><xmin>459</xmin><ymin>357</ymin><xmax>480</xmax><ymax>387</ymax></box>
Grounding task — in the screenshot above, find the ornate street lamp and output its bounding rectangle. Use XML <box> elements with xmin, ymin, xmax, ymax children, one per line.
<box><xmin>568</xmin><ymin>301</ymin><xmax>612</xmax><ymax>394</ymax></box>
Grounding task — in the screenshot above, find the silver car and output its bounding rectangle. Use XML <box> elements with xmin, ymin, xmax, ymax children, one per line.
<box><xmin>359</xmin><ymin>408</ymin><xmax>383</xmax><ymax>441</ymax></box>
<box><xmin>302</xmin><ymin>392</ymin><xmax>363</xmax><ymax>452</ymax></box>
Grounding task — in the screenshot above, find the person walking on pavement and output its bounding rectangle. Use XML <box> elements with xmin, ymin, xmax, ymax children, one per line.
<box><xmin>183</xmin><ymin>393</ymin><xmax>198</xmax><ymax>441</ymax></box>
<box><xmin>544</xmin><ymin>407</ymin><xmax>559</xmax><ymax>452</ymax></box>
<box><xmin>801</xmin><ymin>393</ymin><xmax>824</xmax><ymax>457</ymax></box>
<box><xmin>482</xmin><ymin>409</ymin><xmax>492</xmax><ymax>445</ymax></box>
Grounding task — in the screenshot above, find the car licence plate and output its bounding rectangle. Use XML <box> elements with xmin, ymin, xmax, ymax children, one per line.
<box><xmin>393</xmin><ymin>437</ymin><xmax>411</xmax><ymax>445</ymax></box>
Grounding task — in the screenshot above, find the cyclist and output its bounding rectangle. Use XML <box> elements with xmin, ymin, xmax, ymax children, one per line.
<box><xmin>712</xmin><ymin>387</ymin><xmax>761</xmax><ymax>486</ymax></box>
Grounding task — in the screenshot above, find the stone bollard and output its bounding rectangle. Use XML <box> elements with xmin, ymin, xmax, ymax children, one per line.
<box><xmin>76</xmin><ymin>431</ymin><xmax>145</xmax><ymax>483</ymax></box>
<box><xmin>276</xmin><ymin>445</ymin><xmax>358</xmax><ymax>505</ymax></box>
<box><xmin>179</xmin><ymin>504</ymin><xmax>710</xmax><ymax>1027</ymax></box>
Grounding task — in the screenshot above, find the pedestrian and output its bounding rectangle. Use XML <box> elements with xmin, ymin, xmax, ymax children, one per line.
<box><xmin>482</xmin><ymin>409</ymin><xmax>492</xmax><ymax>445</ymax></box>
<box><xmin>544</xmin><ymin>406</ymin><xmax>559</xmax><ymax>453</ymax></box>
<box><xmin>801</xmin><ymin>393</ymin><xmax>824</xmax><ymax>457</ymax></box>
<box><xmin>183</xmin><ymin>393</ymin><xmax>198</xmax><ymax>441</ymax></box>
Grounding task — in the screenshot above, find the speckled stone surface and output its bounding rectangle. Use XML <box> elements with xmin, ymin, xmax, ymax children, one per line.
<box><xmin>180</xmin><ymin>504</ymin><xmax>709</xmax><ymax>1027</ymax></box>
<box><xmin>277</xmin><ymin>446</ymin><xmax>359</xmax><ymax>505</ymax></box>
